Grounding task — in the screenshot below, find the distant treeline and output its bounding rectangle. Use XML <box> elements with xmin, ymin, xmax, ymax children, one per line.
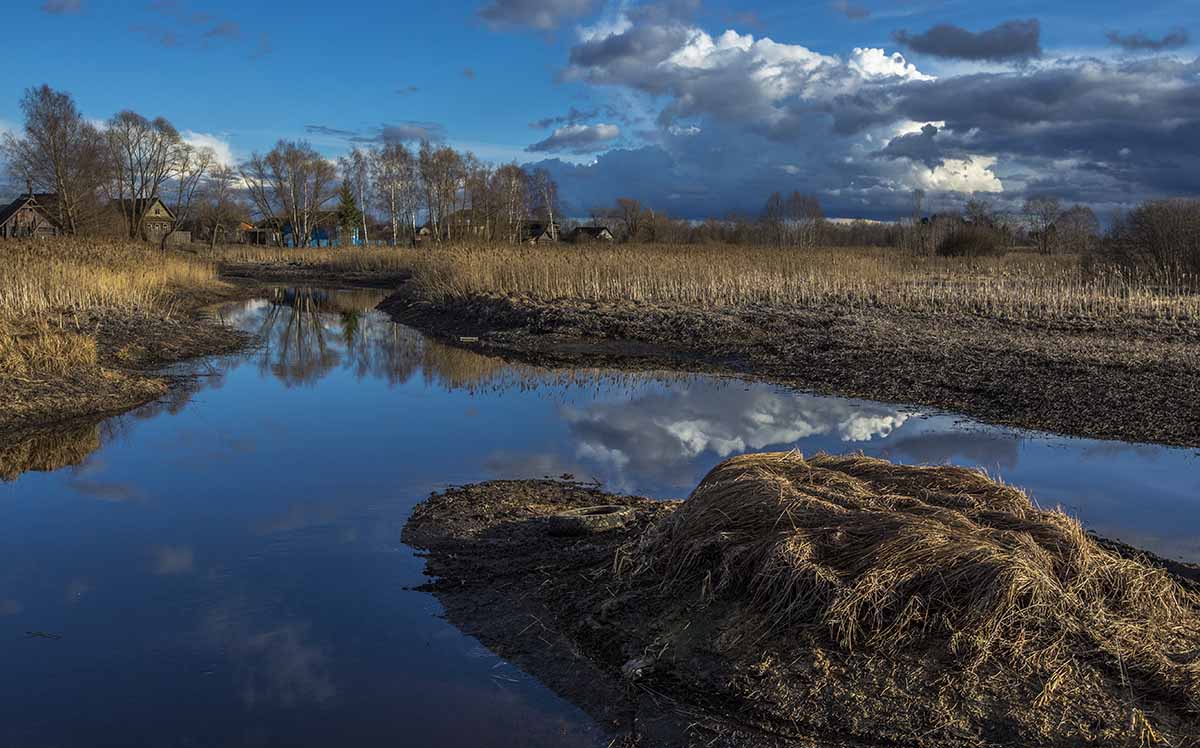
<box><xmin>3</xmin><ymin>84</ymin><xmax>1198</xmax><ymax>279</ymax></box>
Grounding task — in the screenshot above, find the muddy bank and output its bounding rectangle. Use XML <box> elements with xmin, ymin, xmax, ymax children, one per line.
<box><xmin>381</xmin><ymin>289</ymin><xmax>1200</xmax><ymax>448</ymax></box>
<box><xmin>0</xmin><ymin>289</ymin><xmax>250</xmax><ymax>442</ymax></box>
<box><xmin>218</xmin><ymin>261</ymin><xmax>410</xmax><ymax>289</ymax></box>
<box><xmin>404</xmin><ymin>457</ymin><xmax>1200</xmax><ymax>748</ymax></box>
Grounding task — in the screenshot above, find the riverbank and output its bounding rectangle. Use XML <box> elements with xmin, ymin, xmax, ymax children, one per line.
<box><xmin>404</xmin><ymin>455</ymin><xmax>1200</xmax><ymax>747</ymax></box>
<box><xmin>381</xmin><ymin>286</ymin><xmax>1200</xmax><ymax>448</ymax></box>
<box><xmin>0</xmin><ymin>239</ymin><xmax>256</xmax><ymax>442</ymax></box>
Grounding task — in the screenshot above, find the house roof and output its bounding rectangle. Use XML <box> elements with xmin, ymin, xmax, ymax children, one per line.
<box><xmin>570</xmin><ymin>226</ymin><xmax>612</xmax><ymax>237</ymax></box>
<box><xmin>0</xmin><ymin>194</ymin><xmax>58</xmax><ymax>229</ymax></box>
<box><xmin>117</xmin><ymin>197</ymin><xmax>176</xmax><ymax>221</ymax></box>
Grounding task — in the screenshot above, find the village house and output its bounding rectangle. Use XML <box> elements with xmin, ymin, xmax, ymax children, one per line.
<box><xmin>107</xmin><ymin>197</ymin><xmax>191</xmax><ymax>244</ymax></box>
<box><xmin>0</xmin><ymin>192</ymin><xmax>62</xmax><ymax>239</ymax></box>
<box><xmin>520</xmin><ymin>220</ymin><xmax>560</xmax><ymax>244</ymax></box>
<box><xmin>567</xmin><ymin>225</ymin><xmax>614</xmax><ymax>243</ymax></box>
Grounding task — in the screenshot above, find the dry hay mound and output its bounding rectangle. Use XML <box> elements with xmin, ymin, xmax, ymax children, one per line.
<box><xmin>618</xmin><ymin>452</ymin><xmax>1200</xmax><ymax>716</ymax></box>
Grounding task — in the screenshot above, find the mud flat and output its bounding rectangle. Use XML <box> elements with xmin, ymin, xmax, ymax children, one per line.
<box><xmin>381</xmin><ymin>289</ymin><xmax>1200</xmax><ymax>449</ymax></box>
<box><xmin>404</xmin><ymin>453</ymin><xmax>1200</xmax><ymax>747</ymax></box>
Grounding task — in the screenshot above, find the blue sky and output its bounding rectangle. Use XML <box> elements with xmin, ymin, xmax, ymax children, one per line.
<box><xmin>4</xmin><ymin>0</ymin><xmax>1200</xmax><ymax>219</ymax></box>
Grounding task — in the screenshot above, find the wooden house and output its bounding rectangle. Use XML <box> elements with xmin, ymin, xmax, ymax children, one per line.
<box><xmin>567</xmin><ymin>226</ymin><xmax>614</xmax><ymax>243</ymax></box>
<box><xmin>112</xmin><ymin>197</ymin><xmax>177</xmax><ymax>243</ymax></box>
<box><xmin>520</xmin><ymin>220</ymin><xmax>560</xmax><ymax>244</ymax></box>
<box><xmin>0</xmin><ymin>193</ymin><xmax>61</xmax><ymax>239</ymax></box>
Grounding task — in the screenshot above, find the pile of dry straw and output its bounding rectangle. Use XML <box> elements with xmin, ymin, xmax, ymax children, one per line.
<box><xmin>619</xmin><ymin>452</ymin><xmax>1200</xmax><ymax>711</ymax></box>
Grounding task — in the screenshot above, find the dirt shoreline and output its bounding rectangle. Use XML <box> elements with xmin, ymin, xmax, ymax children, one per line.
<box><xmin>380</xmin><ymin>287</ymin><xmax>1200</xmax><ymax>449</ymax></box>
<box><xmin>404</xmin><ymin>477</ymin><xmax>1200</xmax><ymax>748</ymax></box>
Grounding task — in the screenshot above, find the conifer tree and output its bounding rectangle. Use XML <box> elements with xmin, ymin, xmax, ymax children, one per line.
<box><xmin>335</xmin><ymin>179</ymin><xmax>361</xmax><ymax>247</ymax></box>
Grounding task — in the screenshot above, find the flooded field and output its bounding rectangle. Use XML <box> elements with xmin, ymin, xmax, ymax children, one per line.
<box><xmin>1</xmin><ymin>288</ymin><xmax>1197</xmax><ymax>747</ymax></box>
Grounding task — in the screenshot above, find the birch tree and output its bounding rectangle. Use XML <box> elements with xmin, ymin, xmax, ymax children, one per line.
<box><xmin>369</xmin><ymin>143</ymin><xmax>420</xmax><ymax>246</ymax></box>
<box><xmin>240</xmin><ymin>140</ymin><xmax>336</xmax><ymax>248</ymax></box>
<box><xmin>528</xmin><ymin>168</ymin><xmax>560</xmax><ymax>240</ymax></box>
<box><xmin>492</xmin><ymin>163</ymin><xmax>527</xmax><ymax>243</ymax></box>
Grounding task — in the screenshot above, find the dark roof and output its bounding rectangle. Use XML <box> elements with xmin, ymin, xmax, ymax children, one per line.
<box><xmin>0</xmin><ymin>194</ymin><xmax>58</xmax><ymax>229</ymax></box>
<box><xmin>570</xmin><ymin>226</ymin><xmax>612</xmax><ymax>237</ymax></box>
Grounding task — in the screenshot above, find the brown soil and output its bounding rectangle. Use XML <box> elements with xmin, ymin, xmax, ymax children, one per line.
<box><xmin>404</xmin><ymin>475</ymin><xmax>1200</xmax><ymax>748</ymax></box>
<box><xmin>380</xmin><ymin>289</ymin><xmax>1200</xmax><ymax>448</ymax></box>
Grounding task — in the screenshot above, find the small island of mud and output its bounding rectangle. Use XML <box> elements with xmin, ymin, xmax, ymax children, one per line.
<box><xmin>404</xmin><ymin>453</ymin><xmax>1200</xmax><ymax>747</ymax></box>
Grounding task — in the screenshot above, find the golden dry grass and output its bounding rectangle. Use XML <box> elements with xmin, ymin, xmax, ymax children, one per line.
<box><xmin>409</xmin><ymin>243</ymin><xmax>1200</xmax><ymax>322</ymax></box>
<box><xmin>201</xmin><ymin>241</ymin><xmax>1199</xmax><ymax>322</ymax></box>
<box><xmin>204</xmin><ymin>244</ymin><xmax>416</xmax><ymax>273</ymax></box>
<box><xmin>619</xmin><ymin>452</ymin><xmax>1200</xmax><ymax>713</ymax></box>
<box><xmin>0</xmin><ymin>238</ymin><xmax>224</xmax><ymax>379</ymax></box>
<box><xmin>0</xmin><ymin>238</ymin><xmax>222</xmax><ymax>319</ymax></box>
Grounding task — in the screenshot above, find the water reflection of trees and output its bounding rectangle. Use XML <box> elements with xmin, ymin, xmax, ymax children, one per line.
<box><xmin>247</xmin><ymin>287</ymin><xmax>705</xmax><ymax>396</ymax></box>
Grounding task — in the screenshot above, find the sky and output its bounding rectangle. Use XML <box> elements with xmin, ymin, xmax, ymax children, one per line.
<box><xmin>3</xmin><ymin>0</ymin><xmax>1200</xmax><ymax>220</ymax></box>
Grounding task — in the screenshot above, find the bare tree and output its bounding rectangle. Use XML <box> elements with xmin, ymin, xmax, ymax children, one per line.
<box><xmin>1</xmin><ymin>85</ymin><xmax>110</xmax><ymax>235</ymax></box>
<box><xmin>200</xmin><ymin>164</ymin><xmax>241</xmax><ymax>249</ymax></box>
<box><xmin>1025</xmin><ymin>196</ymin><xmax>1062</xmax><ymax>254</ymax></box>
<box><xmin>493</xmin><ymin>163</ymin><xmax>528</xmax><ymax>243</ymax></box>
<box><xmin>785</xmin><ymin>192</ymin><xmax>823</xmax><ymax>247</ymax></box>
<box><xmin>616</xmin><ymin>197</ymin><xmax>642</xmax><ymax>242</ymax></box>
<box><xmin>964</xmin><ymin>197</ymin><xmax>994</xmax><ymax>226</ymax></box>
<box><xmin>159</xmin><ymin>143</ymin><xmax>214</xmax><ymax>249</ymax></box>
<box><xmin>241</xmin><ymin>140</ymin><xmax>337</xmax><ymax>248</ymax></box>
<box><xmin>369</xmin><ymin>142</ymin><xmax>420</xmax><ymax>246</ymax></box>
<box><xmin>417</xmin><ymin>142</ymin><xmax>464</xmax><ymax>242</ymax></box>
<box><xmin>528</xmin><ymin>168</ymin><xmax>560</xmax><ymax>240</ymax></box>
<box><xmin>106</xmin><ymin>110</ymin><xmax>183</xmax><ymax>239</ymax></box>
<box><xmin>1056</xmin><ymin>204</ymin><xmax>1100</xmax><ymax>255</ymax></box>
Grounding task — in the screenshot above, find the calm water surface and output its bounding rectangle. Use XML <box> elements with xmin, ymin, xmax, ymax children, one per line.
<box><xmin>1</xmin><ymin>288</ymin><xmax>1197</xmax><ymax>747</ymax></box>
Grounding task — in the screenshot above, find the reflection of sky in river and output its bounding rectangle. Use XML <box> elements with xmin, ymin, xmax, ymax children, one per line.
<box><xmin>0</xmin><ymin>289</ymin><xmax>1197</xmax><ymax>747</ymax></box>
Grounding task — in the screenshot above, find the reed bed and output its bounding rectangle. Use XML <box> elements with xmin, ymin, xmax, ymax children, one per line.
<box><xmin>0</xmin><ymin>238</ymin><xmax>223</xmax><ymax>379</ymax></box>
<box><xmin>0</xmin><ymin>238</ymin><xmax>222</xmax><ymax>320</ymax></box>
<box><xmin>618</xmin><ymin>452</ymin><xmax>1200</xmax><ymax>712</ymax></box>
<box><xmin>409</xmin><ymin>243</ymin><xmax>1200</xmax><ymax>322</ymax></box>
<box><xmin>203</xmin><ymin>244</ymin><xmax>417</xmax><ymax>273</ymax></box>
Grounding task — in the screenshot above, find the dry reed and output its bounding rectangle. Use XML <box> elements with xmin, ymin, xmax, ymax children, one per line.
<box><xmin>408</xmin><ymin>243</ymin><xmax>1200</xmax><ymax>322</ymax></box>
<box><xmin>619</xmin><ymin>452</ymin><xmax>1200</xmax><ymax>711</ymax></box>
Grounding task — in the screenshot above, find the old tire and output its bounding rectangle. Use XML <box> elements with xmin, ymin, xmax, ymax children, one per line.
<box><xmin>546</xmin><ymin>505</ymin><xmax>635</xmax><ymax>536</ymax></box>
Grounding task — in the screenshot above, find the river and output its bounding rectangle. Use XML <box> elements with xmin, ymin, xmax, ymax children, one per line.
<box><xmin>1</xmin><ymin>287</ymin><xmax>1197</xmax><ymax>747</ymax></box>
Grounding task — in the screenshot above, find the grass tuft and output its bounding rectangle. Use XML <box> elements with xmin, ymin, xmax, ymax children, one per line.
<box><xmin>619</xmin><ymin>452</ymin><xmax>1200</xmax><ymax>711</ymax></box>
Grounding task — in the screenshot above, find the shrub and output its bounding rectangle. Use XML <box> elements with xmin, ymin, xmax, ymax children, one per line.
<box><xmin>1102</xmin><ymin>198</ymin><xmax>1200</xmax><ymax>282</ymax></box>
<box><xmin>936</xmin><ymin>225</ymin><xmax>1005</xmax><ymax>257</ymax></box>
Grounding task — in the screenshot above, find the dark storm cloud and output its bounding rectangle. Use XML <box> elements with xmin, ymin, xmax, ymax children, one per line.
<box><xmin>875</xmin><ymin>124</ymin><xmax>943</xmax><ymax>168</ymax></box>
<box><xmin>892</xmin><ymin>19</ymin><xmax>1042</xmax><ymax>62</ymax></box>
<box><xmin>1105</xmin><ymin>29</ymin><xmax>1190</xmax><ymax>51</ymax></box>
<box><xmin>554</xmin><ymin>6</ymin><xmax>1199</xmax><ymax>217</ymax></box>
<box><xmin>478</xmin><ymin>0</ymin><xmax>601</xmax><ymax>30</ymax></box>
